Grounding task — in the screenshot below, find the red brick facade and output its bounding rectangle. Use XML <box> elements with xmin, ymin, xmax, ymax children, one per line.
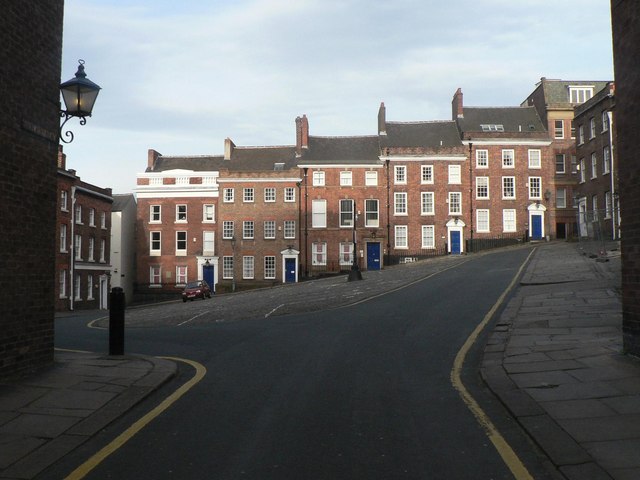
<box><xmin>56</xmin><ymin>149</ymin><xmax>113</xmax><ymax>311</ymax></box>
<box><xmin>1</xmin><ymin>0</ymin><xmax>63</xmax><ymax>378</ymax></box>
<box><xmin>612</xmin><ymin>0</ymin><xmax>640</xmax><ymax>355</ymax></box>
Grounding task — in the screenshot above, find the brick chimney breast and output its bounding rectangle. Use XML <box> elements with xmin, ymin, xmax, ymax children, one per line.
<box><xmin>452</xmin><ymin>88</ymin><xmax>464</xmax><ymax>119</ymax></box>
<box><xmin>295</xmin><ymin>115</ymin><xmax>309</xmax><ymax>156</ymax></box>
<box><xmin>147</xmin><ymin>149</ymin><xmax>161</xmax><ymax>171</ymax></box>
<box><xmin>378</xmin><ymin>102</ymin><xmax>386</xmax><ymax>135</ymax></box>
<box><xmin>224</xmin><ymin>138</ymin><xmax>235</xmax><ymax>160</ymax></box>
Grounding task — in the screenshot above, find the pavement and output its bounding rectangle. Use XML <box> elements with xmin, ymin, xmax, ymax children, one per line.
<box><xmin>0</xmin><ymin>241</ymin><xmax>636</xmax><ymax>479</ymax></box>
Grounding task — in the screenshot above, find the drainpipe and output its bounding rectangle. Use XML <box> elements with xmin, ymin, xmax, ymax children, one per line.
<box><xmin>69</xmin><ymin>186</ymin><xmax>76</xmax><ymax>311</ymax></box>
<box><xmin>303</xmin><ymin>168</ymin><xmax>308</xmax><ymax>277</ymax></box>
<box><xmin>468</xmin><ymin>139</ymin><xmax>474</xmax><ymax>252</ymax></box>
<box><xmin>607</xmin><ymin>111</ymin><xmax>617</xmax><ymax>240</ymax></box>
<box><xmin>385</xmin><ymin>150</ymin><xmax>391</xmax><ymax>266</ymax></box>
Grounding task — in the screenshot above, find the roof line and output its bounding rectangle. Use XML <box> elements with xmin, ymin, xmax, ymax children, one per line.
<box><xmin>309</xmin><ymin>134</ymin><xmax>379</xmax><ymax>139</ymax></box>
<box><xmin>386</xmin><ymin>120</ymin><xmax>456</xmax><ymax>125</ymax></box>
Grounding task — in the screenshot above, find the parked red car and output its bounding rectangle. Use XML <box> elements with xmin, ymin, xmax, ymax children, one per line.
<box><xmin>182</xmin><ymin>280</ymin><xmax>212</xmax><ymax>302</ymax></box>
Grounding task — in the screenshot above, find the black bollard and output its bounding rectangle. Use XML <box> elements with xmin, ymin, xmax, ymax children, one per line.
<box><xmin>109</xmin><ymin>287</ymin><xmax>125</xmax><ymax>355</ymax></box>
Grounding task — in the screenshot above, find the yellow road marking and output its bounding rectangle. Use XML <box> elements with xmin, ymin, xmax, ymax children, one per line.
<box><xmin>450</xmin><ymin>248</ymin><xmax>536</xmax><ymax>480</ymax></box>
<box><xmin>64</xmin><ymin>356</ymin><xmax>207</xmax><ymax>480</ymax></box>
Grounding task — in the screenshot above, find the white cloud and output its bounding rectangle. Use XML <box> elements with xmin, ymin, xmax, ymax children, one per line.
<box><xmin>61</xmin><ymin>0</ymin><xmax>614</xmax><ymax>194</ymax></box>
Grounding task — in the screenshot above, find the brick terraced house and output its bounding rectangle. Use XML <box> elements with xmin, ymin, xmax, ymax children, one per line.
<box><xmin>56</xmin><ymin>148</ymin><xmax>113</xmax><ymax>311</ymax></box>
<box><xmin>135</xmin><ymin>89</ymin><xmax>560</xmax><ymax>292</ymax></box>
<box><xmin>523</xmin><ymin>78</ymin><xmax>611</xmax><ymax>239</ymax></box>
<box><xmin>573</xmin><ymin>82</ymin><xmax>617</xmax><ymax>241</ymax></box>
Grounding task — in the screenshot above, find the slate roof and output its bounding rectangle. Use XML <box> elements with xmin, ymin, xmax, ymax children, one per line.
<box><xmin>382</xmin><ymin>121</ymin><xmax>462</xmax><ymax>148</ymax></box>
<box><xmin>300</xmin><ymin>136</ymin><xmax>381</xmax><ymax>164</ymax></box>
<box><xmin>226</xmin><ymin>146</ymin><xmax>298</xmax><ymax>171</ymax></box>
<box><xmin>538</xmin><ymin>79</ymin><xmax>610</xmax><ymax>106</ymax></box>
<box><xmin>147</xmin><ymin>155</ymin><xmax>225</xmax><ymax>173</ymax></box>
<box><xmin>112</xmin><ymin>193</ymin><xmax>135</xmax><ymax>212</ymax></box>
<box><xmin>458</xmin><ymin>106</ymin><xmax>546</xmax><ymax>134</ymax></box>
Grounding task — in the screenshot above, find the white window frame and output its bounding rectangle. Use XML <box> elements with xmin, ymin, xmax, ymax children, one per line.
<box><xmin>88</xmin><ymin>237</ymin><xmax>95</xmax><ymax>262</ymax></box>
<box><xmin>203</xmin><ymin>231</ymin><xmax>215</xmax><ymax>254</ymax></box>
<box><xmin>579</xmin><ymin>158</ymin><xmax>586</xmax><ymax>183</ymax></box>
<box><xmin>284</xmin><ymin>220</ymin><xmax>296</xmax><ymax>239</ymax></box>
<box><xmin>476</xmin><ymin>209</ymin><xmax>490</xmax><ymax>233</ymax></box>
<box><xmin>421</xmin><ymin>225</ymin><xmax>435</xmax><ymax>249</ymax></box>
<box><xmin>222</xmin><ymin>221</ymin><xmax>234</xmax><ymax>239</ymax></box>
<box><xmin>591</xmin><ymin>152</ymin><xmax>598</xmax><ymax>179</ymax></box>
<box><xmin>555</xmin><ymin>154</ymin><xmax>565</xmax><ymax>174</ymax></box>
<box><xmin>243</xmin><ymin>188</ymin><xmax>254</xmax><ymax>203</ymax></box>
<box><xmin>605</xmin><ymin>191</ymin><xmax>612</xmax><ymax>219</ymax></box>
<box><xmin>394</xmin><ymin>192</ymin><xmax>407</xmax><ymax>216</ymax></box>
<box><xmin>503</xmin><ymin>209</ymin><xmax>516</xmax><ymax>233</ymax></box>
<box><xmin>89</xmin><ymin>208</ymin><xmax>95</xmax><ymax>227</ymax></box>
<box><xmin>394</xmin><ymin>165</ymin><xmax>407</xmax><ymax>185</ymax></box>
<box><xmin>528</xmin><ymin>149</ymin><xmax>541</xmax><ymax>169</ymax></box>
<box><xmin>476</xmin><ymin>177</ymin><xmax>489</xmax><ymax>199</ymax></box>
<box><xmin>340</xmin><ymin>171</ymin><xmax>353</xmax><ymax>186</ymax></box>
<box><xmin>176</xmin><ymin>231</ymin><xmax>187</xmax><ymax>256</ymax></box>
<box><xmin>264</xmin><ymin>187</ymin><xmax>276</xmax><ymax>203</ymax></box>
<box><xmin>176</xmin><ymin>266</ymin><xmax>187</xmax><ymax>286</ymax></box>
<box><xmin>421</xmin><ymin>165</ymin><xmax>434</xmax><ymax>184</ymax></box>
<box><xmin>448</xmin><ymin>165</ymin><xmax>461</xmax><ymax>184</ymax></box>
<box><xmin>203</xmin><ymin>204</ymin><xmax>215</xmax><ymax>223</ymax></box>
<box><xmin>339</xmin><ymin>242</ymin><xmax>354</xmax><ymax>266</ymax></box>
<box><xmin>554</xmin><ymin>120</ymin><xmax>564</xmax><ymax>139</ymax></box>
<box><xmin>312</xmin><ymin>242</ymin><xmax>327</xmax><ymax>265</ymax></box>
<box><xmin>528</xmin><ymin>177</ymin><xmax>542</xmax><ymax>200</ymax></box>
<box><xmin>74</xmin><ymin>274</ymin><xmax>82</xmax><ymax>301</ymax></box>
<box><xmin>312</xmin><ymin>170</ymin><xmax>325</xmax><ymax>186</ymax></box>
<box><xmin>448</xmin><ymin>192</ymin><xmax>462</xmax><ymax>215</ymax></box>
<box><xmin>589</xmin><ymin>117</ymin><xmax>596</xmax><ymax>139</ymax></box>
<box><xmin>243</xmin><ymin>221</ymin><xmax>254</xmax><ymax>239</ymax></box>
<box><xmin>75</xmin><ymin>205</ymin><xmax>82</xmax><ymax>224</ymax></box>
<box><xmin>60</xmin><ymin>224</ymin><xmax>67</xmax><ymax>253</ymax></box>
<box><xmin>476</xmin><ymin>149</ymin><xmax>488</xmax><ymax>168</ymax></box>
<box><xmin>284</xmin><ymin>187</ymin><xmax>296</xmax><ymax>202</ymax></box>
<box><xmin>556</xmin><ymin>188</ymin><xmax>567</xmax><ymax>208</ymax></box>
<box><xmin>394</xmin><ymin>225</ymin><xmax>408</xmax><ymax>249</ymax></box>
<box><xmin>176</xmin><ymin>204</ymin><xmax>187</xmax><ymax>223</ymax></box>
<box><xmin>150</xmin><ymin>266</ymin><xmax>161</xmax><ymax>286</ymax></box>
<box><xmin>312</xmin><ymin>200</ymin><xmax>327</xmax><ymax>228</ymax></box>
<box><xmin>365</xmin><ymin>171</ymin><xmax>378</xmax><ymax>186</ymax></box>
<box><xmin>243</xmin><ymin>256</ymin><xmax>255</xmax><ymax>280</ymax></box>
<box><xmin>74</xmin><ymin>234</ymin><xmax>82</xmax><ymax>260</ymax></box>
<box><xmin>150</xmin><ymin>205</ymin><xmax>161</xmax><ymax>223</ymax></box>
<box><xmin>602</xmin><ymin>111</ymin><xmax>609</xmax><ymax>132</ymax></box>
<box><xmin>365</xmin><ymin>199</ymin><xmax>379</xmax><ymax>227</ymax></box>
<box><xmin>101</xmin><ymin>212</ymin><xmax>106</xmax><ymax>229</ymax></box>
<box><xmin>264</xmin><ymin>220</ymin><xmax>276</xmax><ymax>239</ymax></box>
<box><xmin>569</xmin><ymin>86</ymin><xmax>594</xmax><ymax>104</ymax></box>
<box><xmin>603</xmin><ymin>146</ymin><xmax>611</xmax><ymax>174</ymax></box>
<box><xmin>502</xmin><ymin>150</ymin><xmax>515</xmax><ymax>168</ymax></box>
<box><xmin>340</xmin><ymin>199</ymin><xmax>354</xmax><ymax>227</ymax></box>
<box><xmin>579</xmin><ymin>125</ymin><xmax>585</xmax><ymax>145</ymax></box>
<box><xmin>421</xmin><ymin>192</ymin><xmax>434</xmax><ymax>215</ymax></box>
<box><xmin>592</xmin><ymin>195</ymin><xmax>599</xmax><ymax>220</ymax></box>
<box><xmin>60</xmin><ymin>190</ymin><xmax>68</xmax><ymax>211</ymax></box>
<box><xmin>223</xmin><ymin>188</ymin><xmax>235</xmax><ymax>203</ymax></box>
<box><xmin>59</xmin><ymin>270</ymin><xmax>67</xmax><ymax>298</ymax></box>
<box><xmin>100</xmin><ymin>239</ymin><xmax>106</xmax><ymax>262</ymax></box>
<box><xmin>223</xmin><ymin>256</ymin><xmax>234</xmax><ymax>279</ymax></box>
<box><xmin>502</xmin><ymin>177</ymin><xmax>516</xmax><ymax>199</ymax></box>
<box><xmin>264</xmin><ymin>256</ymin><xmax>276</xmax><ymax>280</ymax></box>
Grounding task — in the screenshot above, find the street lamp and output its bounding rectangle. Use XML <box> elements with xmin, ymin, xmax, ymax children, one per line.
<box><xmin>59</xmin><ymin>59</ymin><xmax>101</xmax><ymax>144</ymax></box>
<box><xmin>230</xmin><ymin>236</ymin><xmax>236</xmax><ymax>293</ymax></box>
<box><xmin>348</xmin><ymin>209</ymin><xmax>363</xmax><ymax>281</ymax></box>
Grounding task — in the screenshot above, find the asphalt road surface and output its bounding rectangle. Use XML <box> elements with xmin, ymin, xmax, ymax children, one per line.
<box><xmin>50</xmin><ymin>248</ymin><xmax>557</xmax><ymax>479</ymax></box>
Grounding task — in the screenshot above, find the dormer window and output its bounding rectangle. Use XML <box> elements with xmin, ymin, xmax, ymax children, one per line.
<box><xmin>568</xmin><ymin>86</ymin><xmax>594</xmax><ymax>104</ymax></box>
<box><xmin>480</xmin><ymin>124</ymin><xmax>504</xmax><ymax>132</ymax></box>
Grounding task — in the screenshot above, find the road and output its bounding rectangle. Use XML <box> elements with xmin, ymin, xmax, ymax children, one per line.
<box><xmin>49</xmin><ymin>248</ymin><xmax>557</xmax><ymax>479</ymax></box>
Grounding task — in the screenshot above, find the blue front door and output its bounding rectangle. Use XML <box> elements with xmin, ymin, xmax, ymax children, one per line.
<box><xmin>366</xmin><ymin>243</ymin><xmax>381</xmax><ymax>270</ymax></box>
<box><xmin>203</xmin><ymin>264</ymin><xmax>214</xmax><ymax>293</ymax></box>
<box><xmin>532</xmin><ymin>214</ymin><xmax>543</xmax><ymax>240</ymax></box>
<box><xmin>285</xmin><ymin>258</ymin><xmax>296</xmax><ymax>282</ymax></box>
<box><xmin>451</xmin><ymin>231</ymin><xmax>461</xmax><ymax>254</ymax></box>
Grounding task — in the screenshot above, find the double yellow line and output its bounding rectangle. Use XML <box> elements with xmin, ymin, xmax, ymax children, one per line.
<box><xmin>450</xmin><ymin>248</ymin><xmax>536</xmax><ymax>480</ymax></box>
<box><xmin>65</xmin><ymin>357</ymin><xmax>206</xmax><ymax>480</ymax></box>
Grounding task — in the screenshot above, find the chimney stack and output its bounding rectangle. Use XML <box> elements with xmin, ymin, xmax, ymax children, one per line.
<box><xmin>224</xmin><ymin>138</ymin><xmax>235</xmax><ymax>160</ymax></box>
<box><xmin>378</xmin><ymin>102</ymin><xmax>386</xmax><ymax>135</ymax></box>
<box><xmin>57</xmin><ymin>145</ymin><xmax>66</xmax><ymax>169</ymax></box>
<box><xmin>147</xmin><ymin>149</ymin><xmax>161</xmax><ymax>171</ymax></box>
<box><xmin>452</xmin><ymin>88</ymin><xmax>464</xmax><ymax>119</ymax></box>
<box><xmin>295</xmin><ymin>115</ymin><xmax>309</xmax><ymax>156</ymax></box>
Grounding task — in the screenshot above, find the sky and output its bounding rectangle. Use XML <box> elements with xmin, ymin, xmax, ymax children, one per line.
<box><xmin>60</xmin><ymin>0</ymin><xmax>615</xmax><ymax>194</ymax></box>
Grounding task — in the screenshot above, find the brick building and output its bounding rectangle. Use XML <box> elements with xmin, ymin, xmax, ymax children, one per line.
<box><xmin>452</xmin><ymin>89</ymin><xmax>554</xmax><ymax>242</ymax></box>
<box><xmin>573</xmin><ymin>82</ymin><xmax>617</xmax><ymax>241</ymax></box>
<box><xmin>523</xmin><ymin>78</ymin><xmax>611</xmax><ymax>239</ymax></box>
<box><xmin>1</xmin><ymin>1</ymin><xmax>64</xmax><ymax>378</ymax></box>
<box><xmin>136</xmin><ymin>150</ymin><xmax>223</xmax><ymax>298</ymax></box>
<box><xmin>56</xmin><ymin>148</ymin><xmax>113</xmax><ymax>311</ymax></box>
<box><xmin>611</xmin><ymin>0</ymin><xmax>640</xmax><ymax>355</ymax></box>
